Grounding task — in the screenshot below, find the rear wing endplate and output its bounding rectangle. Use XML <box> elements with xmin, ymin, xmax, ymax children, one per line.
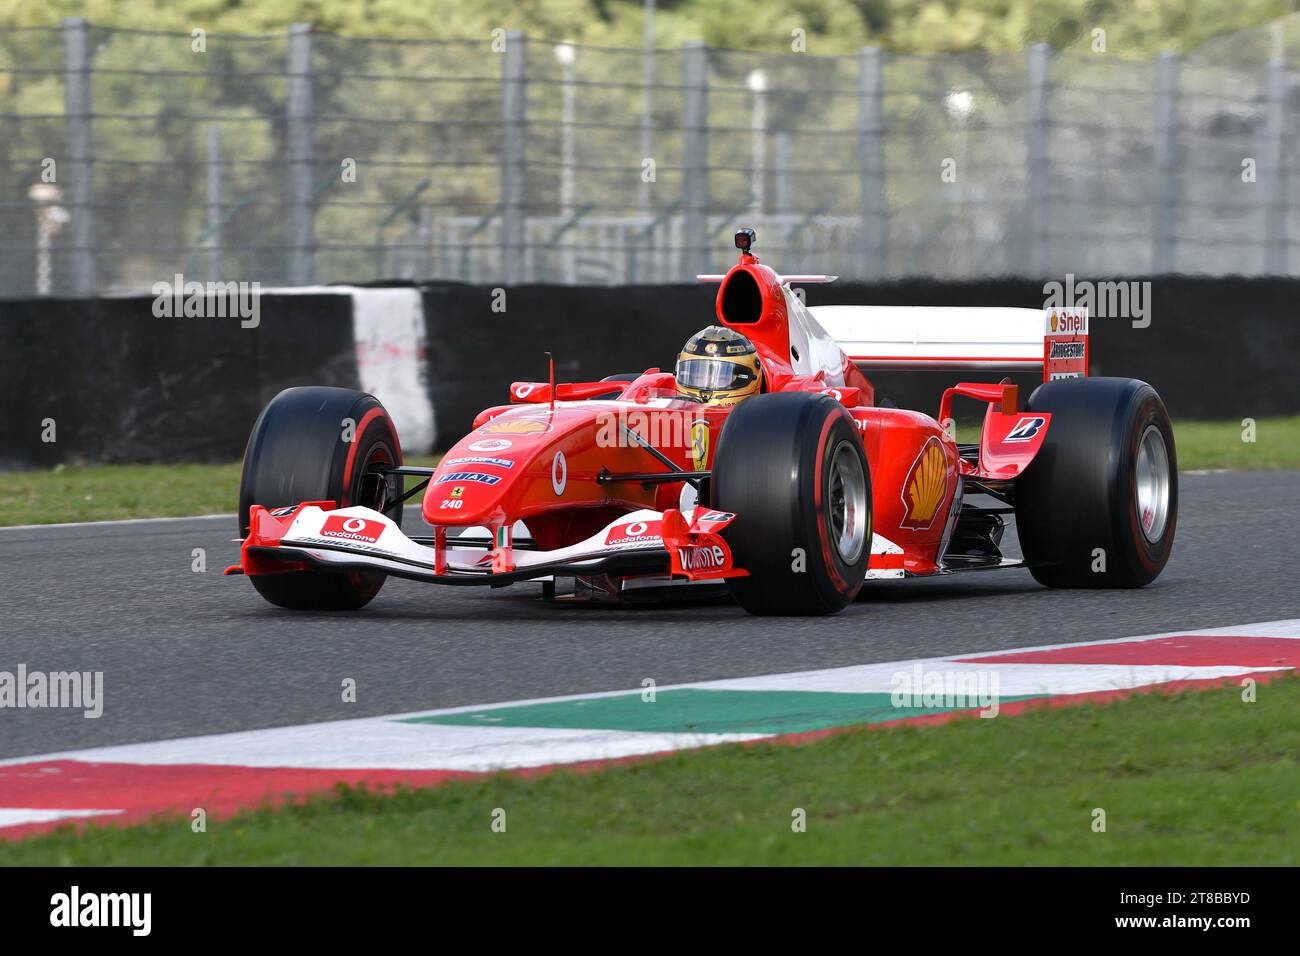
<box><xmin>807</xmin><ymin>306</ymin><xmax>1088</xmax><ymax>382</ymax></box>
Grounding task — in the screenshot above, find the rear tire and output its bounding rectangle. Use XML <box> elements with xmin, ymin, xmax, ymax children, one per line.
<box><xmin>713</xmin><ymin>393</ymin><xmax>872</xmax><ymax>615</ymax></box>
<box><xmin>1014</xmin><ymin>377</ymin><xmax>1177</xmax><ymax>588</ymax></box>
<box><xmin>239</xmin><ymin>386</ymin><xmax>404</xmax><ymax>610</ymax></box>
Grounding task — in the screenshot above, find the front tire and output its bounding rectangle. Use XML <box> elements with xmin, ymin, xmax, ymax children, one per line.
<box><xmin>239</xmin><ymin>386</ymin><xmax>404</xmax><ymax>610</ymax></box>
<box><xmin>1014</xmin><ymin>377</ymin><xmax>1177</xmax><ymax>588</ymax></box>
<box><xmin>713</xmin><ymin>393</ymin><xmax>872</xmax><ymax>615</ymax></box>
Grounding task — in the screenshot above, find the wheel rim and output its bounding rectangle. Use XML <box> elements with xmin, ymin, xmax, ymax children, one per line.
<box><xmin>357</xmin><ymin>443</ymin><xmax>398</xmax><ymax>517</ymax></box>
<box><xmin>1135</xmin><ymin>424</ymin><xmax>1171</xmax><ymax>543</ymax></box>
<box><xmin>826</xmin><ymin>440</ymin><xmax>869</xmax><ymax>564</ymax></box>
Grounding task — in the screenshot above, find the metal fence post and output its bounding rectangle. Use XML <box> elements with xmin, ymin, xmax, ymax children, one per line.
<box><xmin>1023</xmin><ymin>43</ymin><xmax>1051</xmax><ymax>278</ymax></box>
<box><xmin>773</xmin><ymin>130</ymin><xmax>792</xmax><ymax>214</ymax></box>
<box><xmin>60</xmin><ymin>17</ymin><xmax>96</xmax><ymax>294</ymax></box>
<box><xmin>1264</xmin><ymin>55</ymin><xmax>1289</xmax><ymax>275</ymax></box>
<box><xmin>638</xmin><ymin>0</ymin><xmax>656</xmax><ymax>212</ymax></box>
<box><xmin>857</xmin><ymin>46</ymin><xmax>886</xmax><ymax>280</ymax></box>
<box><xmin>681</xmin><ymin>40</ymin><xmax>709</xmax><ymax>279</ymax></box>
<box><xmin>286</xmin><ymin>23</ymin><xmax>315</xmax><ymax>285</ymax></box>
<box><xmin>207</xmin><ymin>125</ymin><xmax>223</xmax><ymax>282</ymax></box>
<box><xmin>501</xmin><ymin>31</ymin><xmax>528</xmax><ymax>284</ymax></box>
<box><xmin>1151</xmin><ymin>52</ymin><xmax>1180</xmax><ymax>273</ymax></box>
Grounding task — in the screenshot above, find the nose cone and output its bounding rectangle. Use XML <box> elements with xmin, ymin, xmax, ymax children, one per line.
<box><xmin>422</xmin><ymin>409</ymin><xmax>557</xmax><ymax>525</ymax></box>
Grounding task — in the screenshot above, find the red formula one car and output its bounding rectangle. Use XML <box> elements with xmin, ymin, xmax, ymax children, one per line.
<box><xmin>229</xmin><ymin>230</ymin><xmax>1177</xmax><ymax>615</ymax></box>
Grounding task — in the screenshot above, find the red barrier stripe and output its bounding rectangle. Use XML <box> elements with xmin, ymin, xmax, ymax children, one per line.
<box><xmin>955</xmin><ymin>635</ymin><xmax>1300</xmax><ymax>668</ymax></box>
<box><xmin>0</xmin><ymin>762</ymin><xmax>475</xmax><ymax>840</ymax></box>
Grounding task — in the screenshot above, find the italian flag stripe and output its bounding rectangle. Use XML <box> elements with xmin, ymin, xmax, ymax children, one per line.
<box><xmin>1</xmin><ymin>619</ymin><xmax>1296</xmax><ymax>841</ymax></box>
<box><xmin>403</xmin><ymin>688</ymin><xmax>1031</xmax><ymax>736</ymax></box>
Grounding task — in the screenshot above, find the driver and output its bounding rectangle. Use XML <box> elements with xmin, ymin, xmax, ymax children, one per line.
<box><xmin>674</xmin><ymin>326</ymin><xmax>764</xmax><ymax>406</ymax></box>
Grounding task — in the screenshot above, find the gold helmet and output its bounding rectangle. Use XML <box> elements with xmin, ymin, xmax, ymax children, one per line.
<box><xmin>675</xmin><ymin>326</ymin><xmax>763</xmax><ymax>407</ymax></box>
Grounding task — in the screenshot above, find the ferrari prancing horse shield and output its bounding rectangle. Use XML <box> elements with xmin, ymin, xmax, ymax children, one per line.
<box><xmin>689</xmin><ymin>420</ymin><xmax>709</xmax><ymax>471</ymax></box>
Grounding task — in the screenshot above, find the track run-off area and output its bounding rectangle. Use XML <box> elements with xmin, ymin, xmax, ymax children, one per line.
<box><xmin>0</xmin><ymin>469</ymin><xmax>1297</xmax><ymax>838</ymax></box>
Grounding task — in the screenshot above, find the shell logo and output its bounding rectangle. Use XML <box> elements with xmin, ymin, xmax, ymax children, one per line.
<box><xmin>481</xmin><ymin>417</ymin><xmax>550</xmax><ymax>436</ymax></box>
<box><xmin>899</xmin><ymin>437</ymin><xmax>947</xmax><ymax>530</ymax></box>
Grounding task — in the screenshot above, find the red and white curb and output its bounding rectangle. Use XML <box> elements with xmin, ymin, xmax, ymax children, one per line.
<box><xmin>2</xmin><ymin>618</ymin><xmax>1297</xmax><ymax>840</ymax></box>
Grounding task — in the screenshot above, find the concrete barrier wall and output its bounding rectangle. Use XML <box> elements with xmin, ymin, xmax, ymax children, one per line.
<box><xmin>0</xmin><ymin>287</ymin><xmax>428</xmax><ymax>469</ymax></box>
<box><xmin>803</xmin><ymin>277</ymin><xmax>1300</xmax><ymax>424</ymax></box>
<box><xmin>0</xmin><ymin>291</ymin><xmax>357</xmax><ymax>469</ymax></box>
<box><xmin>2</xmin><ymin>277</ymin><xmax>1296</xmax><ymax>468</ymax></box>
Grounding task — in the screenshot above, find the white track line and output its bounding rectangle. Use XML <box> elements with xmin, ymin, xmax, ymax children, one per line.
<box><xmin>4</xmin><ymin>619</ymin><xmax>1296</xmax><ymax>771</ymax></box>
<box><xmin>0</xmin><ymin>808</ymin><xmax>122</xmax><ymax>828</ymax></box>
<box><xmin>0</xmin><ymin>504</ymin><xmax>432</xmax><ymax>533</ymax></box>
<box><xmin>0</xmin><ymin>513</ymin><xmax>235</xmax><ymax>532</ymax></box>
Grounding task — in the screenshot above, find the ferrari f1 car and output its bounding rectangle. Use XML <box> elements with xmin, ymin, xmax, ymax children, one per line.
<box><xmin>229</xmin><ymin>230</ymin><xmax>1176</xmax><ymax>615</ymax></box>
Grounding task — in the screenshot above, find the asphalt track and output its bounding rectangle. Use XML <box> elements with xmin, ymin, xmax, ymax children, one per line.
<box><xmin>2</xmin><ymin>469</ymin><xmax>1297</xmax><ymax>760</ymax></box>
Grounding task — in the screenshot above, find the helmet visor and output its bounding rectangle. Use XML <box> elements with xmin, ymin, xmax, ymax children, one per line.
<box><xmin>675</xmin><ymin>358</ymin><xmax>757</xmax><ymax>393</ymax></box>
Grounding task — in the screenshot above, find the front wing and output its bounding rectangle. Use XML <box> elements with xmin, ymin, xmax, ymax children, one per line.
<box><xmin>226</xmin><ymin>503</ymin><xmax>747</xmax><ymax>586</ymax></box>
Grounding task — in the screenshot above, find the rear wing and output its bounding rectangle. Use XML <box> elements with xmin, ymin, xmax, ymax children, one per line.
<box><xmin>807</xmin><ymin>306</ymin><xmax>1088</xmax><ymax>381</ymax></box>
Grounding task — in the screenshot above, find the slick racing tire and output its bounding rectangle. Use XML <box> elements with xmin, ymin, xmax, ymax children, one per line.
<box><xmin>239</xmin><ymin>386</ymin><xmax>404</xmax><ymax>610</ymax></box>
<box><xmin>1014</xmin><ymin>377</ymin><xmax>1177</xmax><ymax>588</ymax></box>
<box><xmin>713</xmin><ymin>392</ymin><xmax>872</xmax><ymax>615</ymax></box>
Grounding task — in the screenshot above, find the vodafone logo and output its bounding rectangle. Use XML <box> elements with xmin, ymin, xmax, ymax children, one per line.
<box><xmin>677</xmin><ymin>544</ymin><xmax>727</xmax><ymax>571</ymax></box>
<box><xmin>551</xmin><ymin>451</ymin><xmax>567</xmax><ymax>496</ymax></box>
<box><xmin>320</xmin><ymin>515</ymin><xmax>383</xmax><ymax>544</ymax></box>
<box><xmin>605</xmin><ymin>519</ymin><xmax>661</xmax><ymax>547</ymax></box>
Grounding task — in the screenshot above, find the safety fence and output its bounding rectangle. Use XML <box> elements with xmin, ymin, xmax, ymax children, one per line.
<box><xmin>4</xmin><ymin>19</ymin><xmax>1300</xmax><ymax>295</ymax></box>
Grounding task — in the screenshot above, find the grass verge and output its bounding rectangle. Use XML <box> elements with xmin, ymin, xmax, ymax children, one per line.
<box><xmin>0</xmin><ymin>456</ymin><xmax>440</xmax><ymax>527</ymax></box>
<box><xmin>1167</xmin><ymin>416</ymin><xmax>1300</xmax><ymax>470</ymax></box>
<box><xmin>7</xmin><ymin>676</ymin><xmax>1297</xmax><ymax>865</ymax></box>
<box><xmin>2</xmin><ymin>417</ymin><xmax>1296</xmax><ymax>528</ymax></box>
<box><xmin>951</xmin><ymin>414</ymin><xmax>1299</xmax><ymax>470</ymax></box>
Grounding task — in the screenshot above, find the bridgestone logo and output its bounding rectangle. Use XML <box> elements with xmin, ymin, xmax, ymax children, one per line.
<box><xmin>1050</xmin><ymin>342</ymin><xmax>1086</xmax><ymax>359</ymax></box>
<box><xmin>677</xmin><ymin>545</ymin><xmax>726</xmax><ymax>570</ymax></box>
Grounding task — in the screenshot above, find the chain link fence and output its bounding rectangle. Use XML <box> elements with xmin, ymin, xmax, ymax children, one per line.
<box><xmin>3</xmin><ymin>17</ymin><xmax>1299</xmax><ymax>296</ymax></box>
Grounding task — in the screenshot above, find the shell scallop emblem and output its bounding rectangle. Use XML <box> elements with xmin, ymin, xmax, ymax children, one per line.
<box><xmin>480</xmin><ymin>417</ymin><xmax>550</xmax><ymax>436</ymax></box>
<box><xmin>899</xmin><ymin>437</ymin><xmax>947</xmax><ymax>530</ymax></box>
